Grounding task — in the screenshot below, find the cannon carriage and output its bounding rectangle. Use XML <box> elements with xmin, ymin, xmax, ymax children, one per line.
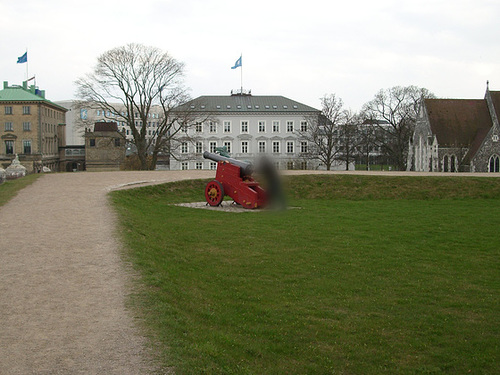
<box><xmin>203</xmin><ymin>151</ymin><xmax>267</xmax><ymax>209</ymax></box>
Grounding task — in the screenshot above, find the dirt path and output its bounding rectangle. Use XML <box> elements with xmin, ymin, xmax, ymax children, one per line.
<box><xmin>0</xmin><ymin>171</ymin><xmax>212</xmax><ymax>375</ymax></box>
<box><xmin>0</xmin><ymin>169</ymin><xmax>497</xmax><ymax>374</ymax></box>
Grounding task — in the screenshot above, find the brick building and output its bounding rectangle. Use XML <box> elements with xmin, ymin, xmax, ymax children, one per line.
<box><xmin>84</xmin><ymin>122</ymin><xmax>126</xmax><ymax>171</ymax></box>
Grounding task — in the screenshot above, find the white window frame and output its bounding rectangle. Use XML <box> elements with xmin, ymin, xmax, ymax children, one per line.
<box><xmin>181</xmin><ymin>162</ymin><xmax>188</xmax><ymax>170</ymax></box>
<box><xmin>258</xmin><ymin>121</ymin><xmax>266</xmax><ymax>133</ymax></box>
<box><xmin>272</xmin><ymin>141</ymin><xmax>280</xmax><ymax>153</ymax></box>
<box><xmin>287</xmin><ymin>121</ymin><xmax>294</xmax><ymax>133</ymax></box>
<box><xmin>223</xmin><ymin>121</ymin><xmax>231</xmax><ymax>133</ymax></box>
<box><xmin>223</xmin><ymin>141</ymin><xmax>232</xmax><ymax>154</ymax></box>
<box><xmin>287</xmin><ymin>141</ymin><xmax>294</xmax><ymax>153</ymax></box>
<box><xmin>301</xmin><ymin>121</ymin><xmax>308</xmax><ymax>132</ymax></box>
<box><xmin>258</xmin><ymin>141</ymin><xmax>266</xmax><ymax>153</ymax></box>
<box><xmin>301</xmin><ymin>141</ymin><xmax>308</xmax><ymax>153</ymax></box>
<box><xmin>195</xmin><ymin>123</ymin><xmax>203</xmax><ymax>133</ymax></box>
<box><xmin>181</xmin><ymin>142</ymin><xmax>188</xmax><ymax>153</ymax></box>
<box><xmin>241</xmin><ymin>141</ymin><xmax>249</xmax><ymax>154</ymax></box>
<box><xmin>195</xmin><ymin>141</ymin><xmax>203</xmax><ymax>154</ymax></box>
<box><xmin>195</xmin><ymin>162</ymin><xmax>203</xmax><ymax>170</ymax></box>
<box><xmin>209</xmin><ymin>141</ymin><xmax>217</xmax><ymax>153</ymax></box>
<box><xmin>272</xmin><ymin>121</ymin><xmax>280</xmax><ymax>133</ymax></box>
<box><xmin>209</xmin><ymin>121</ymin><xmax>217</xmax><ymax>133</ymax></box>
<box><xmin>241</xmin><ymin>121</ymin><xmax>249</xmax><ymax>133</ymax></box>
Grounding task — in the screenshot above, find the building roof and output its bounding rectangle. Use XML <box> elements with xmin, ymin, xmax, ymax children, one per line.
<box><xmin>94</xmin><ymin>122</ymin><xmax>118</xmax><ymax>132</ymax></box>
<box><xmin>488</xmin><ymin>90</ymin><xmax>500</xmax><ymax>123</ymax></box>
<box><xmin>0</xmin><ymin>81</ymin><xmax>67</xmax><ymax>111</ymax></box>
<box><xmin>179</xmin><ymin>94</ymin><xmax>320</xmax><ymax>113</ymax></box>
<box><xmin>425</xmin><ymin>98</ymin><xmax>492</xmax><ymax>148</ymax></box>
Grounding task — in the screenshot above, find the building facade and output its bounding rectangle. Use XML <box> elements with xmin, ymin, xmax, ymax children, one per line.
<box><xmin>408</xmin><ymin>84</ymin><xmax>500</xmax><ymax>173</ymax></box>
<box><xmin>170</xmin><ymin>92</ymin><xmax>325</xmax><ymax>171</ymax></box>
<box><xmin>84</xmin><ymin>122</ymin><xmax>126</xmax><ymax>171</ymax></box>
<box><xmin>0</xmin><ymin>81</ymin><xmax>67</xmax><ymax>173</ymax></box>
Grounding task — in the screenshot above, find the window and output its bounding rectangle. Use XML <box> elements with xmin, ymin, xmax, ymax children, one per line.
<box><xmin>301</xmin><ymin>121</ymin><xmax>308</xmax><ymax>132</ymax></box>
<box><xmin>210</xmin><ymin>162</ymin><xmax>217</xmax><ymax>170</ymax></box>
<box><xmin>287</xmin><ymin>121</ymin><xmax>294</xmax><ymax>132</ymax></box>
<box><xmin>272</xmin><ymin>141</ymin><xmax>280</xmax><ymax>153</ymax></box>
<box><xmin>210</xmin><ymin>141</ymin><xmax>217</xmax><ymax>153</ymax></box>
<box><xmin>22</xmin><ymin>122</ymin><xmax>30</xmax><ymax>131</ymax></box>
<box><xmin>195</xmin><ymin>141</ymin><xmax>203</xmax><ymax>153</ymax></box>
<box><xmin>23</xmin><ymin>106</ymin><xmax>31</xmax><ymax>115</ymax></box>
<box><xmin>5</xmin><ymin>122</ymin><xmax>13</xmax><ymax>131</ymax></box>
<box><xmin>301</xmin><ymin>141</ymin><xmax>308</xmax><ymax>153</ymax></box>
<box><xmin>181</xmin><ymin>162</ymin><xmax>188</xmax><ymax>170</ymax></box>
<box><xmin>115</xmin><ymin>138</ymin><xmax>121</xmax><ymax>147</ymax></box>
<box><xmin>223</xmin><ymin>121</ymin><xmax>231</xmax><ymax>133</ymax></box>
<box><xmin>80</xmin><ymin>109</ymin><xmax>88</xmax><ymax>120</ymax></box>
<box><xmin>5</xmin><ymin>140</ymin><xmax>14</xmax><ymax>154</ymax></box>
<box><xmin>209</xmin><ymin>122</ymin><xmax>217</xmax><ymax>133</ymax></box>
<box><xmin>258</xmin><ymin>121</ymin><xmax>266</xmax><ymax>133</ymax></box>
<box><xmin>89</xmin><ymin>139</ymin><xmax>96</xmax><ymax>147</ymax></box>
<box><xmin>287</xmin><ymin>161</ymin><xmax>294</xmax><ymax>170</ymax></box>
<box><xmin>4</xmin><ymin>106</ymin><xmax>12</xmax><ymax>115</ymax></box>
<box><xmin>258</xmin><ymin>141</ymin><xmax>266</xmax><ymax>153</ymax></box>
<box><xmin>195</xmin><ymin>162</ymin><xmax>203</xmax><ymax>170</ymax></box>
<box><xmin>23</xmin><ymin>140</ymin><xmax>31</xmax><ymax>154</ymax></box>
<box><xmin>287</xmin><ymin>141</ymin><xmax>294</xmax><ymax>153</ymax></box>
<box><xmin>223</xmin><ymin>141</ymin><xmax>231</xmax><ymax>154</ymax></box>
<box><xmin>195</xmin><ymin>123</ymin><xmax>202</xmax><ymax>133</ymax></box>
<box><xmin>181</xmin><ymin>142</ymin><xmax>188</xmax><ymax>153</ymax></box>
<box><xmin>241</xmin><ymin>121</ymin><xmax>248</xmax><ymax>133</ymax></box>
<box><xmin>241</xmin><ymin>141</ymin><xmax>248</xmax><ymax>154</ymax></box>
<box><xmin>489</xmin><ymin>155</ymin><xmax>500</xmax><ymax>172</ymax></box>
<box><xmin>272</xmin><ymin>121</ymin><xmax>280</xmax><ymax>133</ymax></box>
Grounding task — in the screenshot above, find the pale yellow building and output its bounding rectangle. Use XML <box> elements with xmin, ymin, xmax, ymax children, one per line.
<box><xmin>0</xmin><ymin>81</ymin><xmax>67</xmax><ymax>173</ymax></box>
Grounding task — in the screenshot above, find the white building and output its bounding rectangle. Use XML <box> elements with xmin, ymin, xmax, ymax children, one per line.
<box><xmin>170</xmin><ymin>92</ymin><xmax>323</xmax><ymax>171</ymax></box>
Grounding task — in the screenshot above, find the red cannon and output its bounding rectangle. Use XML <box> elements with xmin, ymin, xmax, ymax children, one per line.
<box><xmin>203</xmin><ymin>151</ymin><xmax>266</xmax><ymax>209</ymax></box>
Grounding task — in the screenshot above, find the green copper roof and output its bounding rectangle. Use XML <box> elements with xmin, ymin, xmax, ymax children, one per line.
<box><xmin>181</xmin><ymin>94</ymin><xmax>320</xmax><ymax>113</ymax></box>
<box><xmin>0</xmin><ymin>81</ymin><xmax>67</xmax><ymax>111</ymax></box>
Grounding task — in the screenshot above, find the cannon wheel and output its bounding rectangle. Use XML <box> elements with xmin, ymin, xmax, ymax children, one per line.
<box><xmin>205</xmin><ymin>180</ymin><xmax>224</xmax><ymax>206</ymax></box>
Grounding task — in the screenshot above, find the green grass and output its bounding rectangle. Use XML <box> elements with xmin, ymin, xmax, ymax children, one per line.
<box><xmin>0</xmin><ymin>173</ymin><xmax>41</xmax><ymax>207</ymax></box>
<box><xmin>111</xmin><ymin>175</ymin><xmax>500</xmax><ymax>374</ymax></box>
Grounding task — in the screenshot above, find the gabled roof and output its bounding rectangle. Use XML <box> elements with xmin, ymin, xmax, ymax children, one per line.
<box><xmin>179</xmin><ymin>94</ymin><xmax>320</xmax><ymax>113</ymax></box>
<box><xmin>425</xmin><ymin>98</ymin><xmax>491</xmax><ymax>148</ymax></box>
<box><xmin>488</xmin><ymin>91</ymin><xmax>500</xmax><ymax>124</ymax></box>
<box><xmin>0</xmin><ymin>81</ymin><xmax>67</xmax><ymax>112</ymax></box>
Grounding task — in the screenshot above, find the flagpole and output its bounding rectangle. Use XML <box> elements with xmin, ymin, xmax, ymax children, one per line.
<box><xmin>25</xmin><ymin>48</ymin><xmax>28</xmax><ymax>82</ymax></box>
<box><xmin>240</xmin><ymin>53</ymin><xmax>243</xmax><ymax>94</ymax></box>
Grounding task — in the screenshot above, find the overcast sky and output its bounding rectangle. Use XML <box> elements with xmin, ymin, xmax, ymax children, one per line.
<box><xmin>1</xmin><ymin>0</ymin><xmax>499</xmax><ymax>111</ymax></box>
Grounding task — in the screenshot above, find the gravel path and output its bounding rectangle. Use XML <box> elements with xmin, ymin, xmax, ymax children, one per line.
<box><xmin>0</xmin><ymin>169</ymin><xmax>496</xmax><ymax>374</ymax></box>
<box><xmin>0</xmin><ymin>171</ymin><xmax>211</xmax><ymax>375</ymax></box>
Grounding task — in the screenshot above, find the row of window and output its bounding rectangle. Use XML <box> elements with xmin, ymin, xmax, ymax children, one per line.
<box><xmin>4</xmin><ymin>105</ymin><xmax>31</xmax><ymax>115</ymax></box>
<box><xmin>180</xmin><ymin>160</ymin><xmax>308</xmax><ymax>171</ymax></box>
<box><xmin>180</xmin><ymin>140</ymin><xmax>308</xmax><ymax>154</ymax></box>
<box><xmin>191</xmin><ymin>120</ymin><xmax>308</xmax><ymax>134</ymax></box>
<box><xmin>4</xmin><ymin>140</ymin><xmax>32</xmax><ymax>154</ymax></box>
<box><xmin>91</xmin><ymin>110</ymin><xmax>160</xmax><ymax>119</ymax></box>
<box><xmin>4</xmin><ymin>122</ymin><xmax>32</xmax><ymax>132</ymax></box>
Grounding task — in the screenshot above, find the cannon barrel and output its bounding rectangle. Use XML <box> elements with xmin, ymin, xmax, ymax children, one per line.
<box><xmin>203</xmin><ymin>151</ymin><xmax>253</xmax><ymax>176</ymax></box>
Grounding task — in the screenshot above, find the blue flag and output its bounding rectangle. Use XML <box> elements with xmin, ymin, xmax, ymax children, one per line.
<box><xmin>17</xmin><ymin>52</ymin><xmax>27</xmax><ymax>64</ymax></box>
<box><xmin>231</xmin><ymin>55</ymin><xmax>242</xmax><ymax>69</ymax></box>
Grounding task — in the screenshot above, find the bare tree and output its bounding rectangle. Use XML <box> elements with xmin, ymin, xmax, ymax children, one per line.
<box><xmin>75</xmin><ymin>43</ymin><xmax>205</xmax><ymax>170</ymax></box>
<box><xmin>361</xmin><ymin>86</ymin><xmax>435</xmax><ymax>170</ymax></box>
<box><xmin>335</xmin><ymin>110</ymin><xmax>362</xmax><ymax>170</ymax></box>
<box><xmin>301</xmin><ymin>94</ymin><xmax>345</xmax><ymax>170</ymax></box>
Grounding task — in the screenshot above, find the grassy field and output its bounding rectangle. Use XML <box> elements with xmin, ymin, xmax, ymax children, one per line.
<box><xmin>0</xmin><ymin>173</ymin><xmax>41</xmax><ymax>207</ymax></box>
<box><xmin>111</xmin><ymin>175</ymin><xmax>500</xmax><ymax>374</ymax></box>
